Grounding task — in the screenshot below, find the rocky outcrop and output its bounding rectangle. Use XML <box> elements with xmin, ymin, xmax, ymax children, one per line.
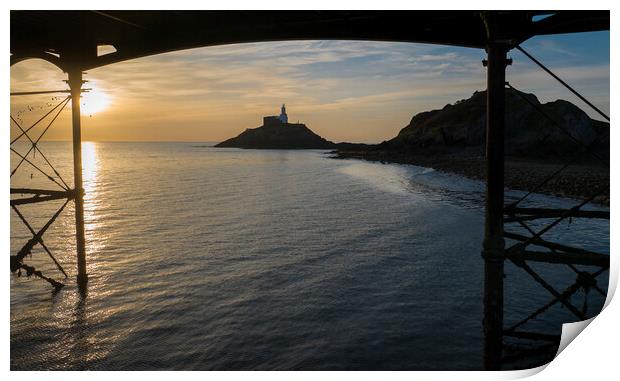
<box><xmin>331</xmin><ymin>89</ymin><xmax>609</xmax><ymax>201</ymax></box>
<box><xmin>382</xmin><ymin>89</ymin><xmax>609</xmax><ymax>158</ymax></box>
<box><xmin>215</xmin><ymin>119</ymin><xmax>336</xmax><ymax>149</ymax></box>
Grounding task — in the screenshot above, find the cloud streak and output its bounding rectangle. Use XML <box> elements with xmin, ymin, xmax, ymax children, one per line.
<box><xmin>10</xmin><ymin>35</ymin><xmax>609</xmax><ymax>143</ymax></box>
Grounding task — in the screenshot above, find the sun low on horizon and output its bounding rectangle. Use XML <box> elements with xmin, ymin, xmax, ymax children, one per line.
<box><xmin>10</xmin><ymin>33</ymin><xmax>609</xmax><ymax>143</ymax></box>
<box><xmin>80</xmin><ymin>86</ymin><xmax>112</xmax><ymax>116</ymax></box>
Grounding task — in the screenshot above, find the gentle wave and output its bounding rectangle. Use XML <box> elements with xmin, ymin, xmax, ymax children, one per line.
<box><xmin>10</xmin><ymin>142</ymin><xmax>609</xmax><ymax>370</ymax></box>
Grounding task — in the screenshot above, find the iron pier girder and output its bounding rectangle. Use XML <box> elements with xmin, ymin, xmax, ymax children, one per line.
<box><xmin>68</xmin><ymin>69</ymin><xmax>88</xmax><ymax>288</ymax></box>
<box><xmin>482</xmin><ymin>39</ymin><xmax>511</xmax><ymax>370</ymax></box>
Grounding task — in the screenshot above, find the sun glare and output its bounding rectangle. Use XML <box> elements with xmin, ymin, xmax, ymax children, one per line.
<box><xmin>81</xmin><ymin>87</ymin><xmax>111</xmax><ymax>115</ymax></box>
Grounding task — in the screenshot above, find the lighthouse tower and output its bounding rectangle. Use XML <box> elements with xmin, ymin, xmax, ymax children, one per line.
<box><xmin>278</xmin><ymin>104</ymin><xmax>288</xmax><ymax>124</ymax></box>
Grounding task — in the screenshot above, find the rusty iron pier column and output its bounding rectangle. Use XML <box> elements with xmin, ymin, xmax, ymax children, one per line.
<box><xmin>68</xmin><ymin>69</ymin><xmax>88</xmax><ymax>288</ymax></box>
<box><xmin>482</xmin><ymin>37</ymin><xmax>510</xmax><ymax>369</ymax></box>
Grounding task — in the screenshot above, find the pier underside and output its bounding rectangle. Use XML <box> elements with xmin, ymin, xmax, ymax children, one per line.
<box><xmin>9</xmin><ymin>10</ymin><xmax>610</xmax><ymax>370</ymax></box>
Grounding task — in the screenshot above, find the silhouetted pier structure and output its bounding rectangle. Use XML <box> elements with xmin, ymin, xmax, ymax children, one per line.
<box><xmin>10</xmin><ymin>10</ymin><xmax>610</xmax><ymax>369</ymax></box>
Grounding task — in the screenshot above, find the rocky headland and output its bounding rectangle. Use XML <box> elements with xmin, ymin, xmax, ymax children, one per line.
<box><xmin>333</xmin><ymin>89</ymin><xmax>609</xmax><ymax>203</ymax></box>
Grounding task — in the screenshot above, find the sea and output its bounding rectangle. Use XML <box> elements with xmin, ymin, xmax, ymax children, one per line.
<box><xmin>9</xmin><ymin>141</ymin><xmax>610</xmax><ymax>370</ymax></box>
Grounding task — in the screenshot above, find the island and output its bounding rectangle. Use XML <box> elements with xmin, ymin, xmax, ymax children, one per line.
<box><xmin>215</xmin><ymin>104</ymin><xmax>337</xmax><ymax>149</ymax></box>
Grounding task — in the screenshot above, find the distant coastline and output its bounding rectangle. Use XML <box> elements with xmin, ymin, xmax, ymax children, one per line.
<box><xmin>213</xmin><ymin>93</ymin><xmax>609</xmax><ymax>203</ymax></box>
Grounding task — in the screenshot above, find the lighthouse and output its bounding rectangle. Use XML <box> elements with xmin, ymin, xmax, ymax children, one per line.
<box><xmin>278</xmin><ymin>104</ymin><xmax>288</xmax><ymax>124</ymax></box>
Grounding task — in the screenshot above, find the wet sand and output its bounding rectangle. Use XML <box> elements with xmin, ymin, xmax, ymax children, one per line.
<box><xmin>332</xmin><ymin>148</ymin><xmax>609</xmax><ymax>205</ymax></box>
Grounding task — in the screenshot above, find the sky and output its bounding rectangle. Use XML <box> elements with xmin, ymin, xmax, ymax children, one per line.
<box><xmin>10</xmin><ymin>31</ymin><xmax>609</xmax><ymax>143</ymax></box>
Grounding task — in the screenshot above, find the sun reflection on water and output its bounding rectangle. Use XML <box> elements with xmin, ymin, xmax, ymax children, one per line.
<box><xmin>81</xmin><ymin>142</ymin><xmax>106</xmax><ymax>272</ymax></box>
<box><xmin>82</xmin><ymin>142</ymin><xmax>99</xmax><ymax>193</ymax></box>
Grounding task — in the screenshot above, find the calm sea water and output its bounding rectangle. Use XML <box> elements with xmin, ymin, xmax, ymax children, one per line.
<box><xmin>10</xmin><ymin>142</ymin><xmax>609</xmax><ymax>370</ymax></box>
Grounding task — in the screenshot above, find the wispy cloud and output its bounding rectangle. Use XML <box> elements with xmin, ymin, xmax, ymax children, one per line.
<box><xmin>534</xmin><ymin>39</ymin><xmax>578</xmax><ymax>57</ymax></box>
<box><xmin>10</xmin><ymin>36</ymin><xmax>609</xmax><ymax>142</ymax></box>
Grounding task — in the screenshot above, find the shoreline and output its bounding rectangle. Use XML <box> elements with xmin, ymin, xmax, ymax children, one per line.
<box><xmin>331</xmin><ymin>148</ymin><xmax>609</xmax><ymax>206</ymax></box>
